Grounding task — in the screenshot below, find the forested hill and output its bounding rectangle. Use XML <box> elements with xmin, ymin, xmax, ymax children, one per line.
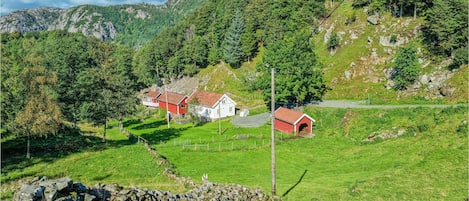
<box><xmin>133</xmin><ymin>0</ymin><xmax>468</xmax><ymax>104</ymax></box>
<box><xmin>0</xmin><ymin>0</ymin><xmax>207</xmax><ymax>48</ymax></box>
<box><xmin>1</xmin><ymin>0</ymin><xmax>467</xmax><ymax>136</ymax></box>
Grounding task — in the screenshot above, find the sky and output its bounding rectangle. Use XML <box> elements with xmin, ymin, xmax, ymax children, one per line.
<box><xmin>0</xmin><ymin>0</ymin><xmax>167</xmax><ymax>16</ymax></box>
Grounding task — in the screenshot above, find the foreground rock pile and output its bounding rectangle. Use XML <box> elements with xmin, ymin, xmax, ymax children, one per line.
<box><xmin>14</xmin><ymin>177</ymin><xmax>271</xmax><ymax>201</ymax></box>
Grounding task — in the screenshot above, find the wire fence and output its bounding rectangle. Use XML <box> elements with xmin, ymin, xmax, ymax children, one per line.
<box><xmin>155</xmin><ymin>133</ymin><xmax>305</xmax><ymax>152</ymax></box>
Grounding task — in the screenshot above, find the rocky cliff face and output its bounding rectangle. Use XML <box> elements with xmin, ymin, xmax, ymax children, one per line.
<box><xmin>1</xmin><ymin>6</ymin><xmax>130</xmax><ymax>41</ymax></box>
<box><xmin>48</xmin><ymin>6</ymin><xmax>118</xmax><ymax>41</ymax></box>
<box><xmin>0</xmin><ymin>7</ymin><xmax>64</xmax><ymax>33</ymax></box>
<box><xmin>0</xmin><ymin>0</ymin><xmax>204</xmax><ymax>45</ymax></box>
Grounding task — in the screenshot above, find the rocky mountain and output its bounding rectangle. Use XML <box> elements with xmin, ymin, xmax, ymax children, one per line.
<box><xmin>0</xmin><ymin>0</ymin><xmax>207</xmax><ymax>47</ymax></box>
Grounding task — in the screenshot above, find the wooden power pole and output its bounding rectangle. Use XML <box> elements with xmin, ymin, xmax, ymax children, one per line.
<box><xmin>271</xmin><ymin>68</ymin><xmax>276</xmax><ymax>196</ymax></box>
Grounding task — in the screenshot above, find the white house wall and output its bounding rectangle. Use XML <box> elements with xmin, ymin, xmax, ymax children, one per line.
<box><xmin>194</xmin><ymin>95</ymin><xmax>236</xmax><ymax>120</ymax></box>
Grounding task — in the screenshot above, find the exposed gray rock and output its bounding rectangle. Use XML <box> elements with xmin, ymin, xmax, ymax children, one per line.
<box><xmin>0</xmin><ymin>7</ymin><xmax>64</xmax><ymax>33</ymax></box>
<box><xmin>349</xmin><ymin>30</ymin><xmax>358</xmax><ymax>40</ymax></box>
<box><xmin>14</xmin><ymin>184</ymin><xmax>45</xmax><ymax>201</ymax></box>
<box><xmin>344</xmin><ymin>70</ymin><xmax>352</xmax><ymax>80</ymax></box>
<box><xmin>324</xmin><ymin>23</ymin><xmax>335</xmax><ymax>44</ymax></box>
<box><xmin>379</xmin><ymin>35</ymin><xmax>408</xmax><ymax>47</ymax></box>
<box><xmin>367</xmin><ymin>14</ymin><xmax>380</xmax><ymax>25</ymax></box>
<box><xmin>364</xmin><ymin>127</ymin><xmax>409</xmax><ymax>142</ymax></box>
<box><xmin>15</xmin><ymin>177</ymin><xmax>270</xmax><ymax>201</ymax></box>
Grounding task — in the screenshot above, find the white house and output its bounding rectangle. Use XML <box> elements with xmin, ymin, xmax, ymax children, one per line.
<box><xmin>187</xmin><ymin>90</ymin><xmax>236</xmax><ymax>121</ymax></box>
<box><xmin>142</xmin><ymin>90</ymin><xmax>161</xmax><ymax>107</ymax></box>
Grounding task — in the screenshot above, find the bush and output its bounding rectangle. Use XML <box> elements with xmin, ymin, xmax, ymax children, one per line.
<box><xmin>456</xmin><ymin>121</ymin><xmax>468</xmax><ymax>135</ymax></box>
<box><xmin>390</xmin><ymin>35</ymin><xmax>398</xmax><ymax>44</ymax></box>
<box><xmin>327</xmin><ymin>32</ymin><xmax>340</xmax><ymax>50</ymax></box>
<box><xmin>450</xmin><ymin>47</ymin><xmax>468</xmax><ymax>70</ymax></box>
<box><xmin>391</xmin><ymin>46</ymin><xmax>420</xmax><ymax>90</ymax></box>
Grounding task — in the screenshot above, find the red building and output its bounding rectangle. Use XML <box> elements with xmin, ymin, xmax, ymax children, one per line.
<box><xmin>157</xmin><ymin>92</ymin><xmax>188</xmax><ymax>116</ymax></box>
<box><xmin>142</xmin><ymin>90</ymin><xmax>161</xmax><ymax>107</ymax></box>
<box><xmin>274</xmin><ymin>107</ymin><xmax>315</xmax><ymax>135</ymax></box>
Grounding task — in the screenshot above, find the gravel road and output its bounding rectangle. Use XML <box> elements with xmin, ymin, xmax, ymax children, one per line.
<box><xmin>311</xmin><ymin>100</ymin><xmax>466</xmax><ymax>109</ymax></box>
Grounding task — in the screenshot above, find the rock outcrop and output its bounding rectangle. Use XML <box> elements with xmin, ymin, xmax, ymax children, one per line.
<box><xmin>0</xmin><ymin>7</ymin><xmax>64</xmax><ymax>33</ymax></box>
<box><xmin>14</xmin><ymin>177</ymin><xmax>271</xmax><ymax>201</ymax></box>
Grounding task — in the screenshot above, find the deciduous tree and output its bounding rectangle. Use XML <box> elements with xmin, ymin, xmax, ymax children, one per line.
<box><xmin>392</xmin><ymin>46</ymin><xmax>420</xmax><ymax>90</ymax></box>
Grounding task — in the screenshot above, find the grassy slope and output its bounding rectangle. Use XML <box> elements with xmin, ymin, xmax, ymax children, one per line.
<box><xmin>314</xmin><ymin>0</ymin><xmax>467</xmax><ymax>104</ymax></box>
<box><xmin>0</xmin><ymin>125</ymin><xmax>187</xmax><ymax>200</ymax></box>
<box><xmin>195</xmin><ymin>46</ymin><xmax>266</xmax><ymax>108</ymax></box>
<box><xmin>122</xmin><ymin>106</ymin><xmax>468</xmax><ymax>200</ymax></box>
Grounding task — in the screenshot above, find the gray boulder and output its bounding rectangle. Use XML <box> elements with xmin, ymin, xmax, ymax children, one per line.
<box><xmin>367</xmin><ymin>14</ymin><xmax>379</xmax><ymax>25</ymax></box>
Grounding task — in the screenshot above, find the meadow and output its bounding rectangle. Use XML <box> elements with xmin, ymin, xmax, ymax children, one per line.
<box><xmin>1</xmin><ymin>106</ymin><xmax>467</xmax><ymax>200</ymax></box>
<box><xmin>131</xmin><ymin>106</ymin><xmax>468</xmax><ymax>200</ymax></box>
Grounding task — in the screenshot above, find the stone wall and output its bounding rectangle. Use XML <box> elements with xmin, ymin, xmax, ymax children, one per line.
<box><xmin>14</xmin><ymin>177</ymin><xmax>271</xmax><ymax>201</ymax></box>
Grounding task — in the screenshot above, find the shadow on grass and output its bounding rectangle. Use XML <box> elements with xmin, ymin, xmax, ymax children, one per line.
<box><xmin>123</xmin><ymin>119</ymin><xmax>142</xmax><ymax>128</ymax></box>
<box><xmin>138</xmin><ymin>127</ymin><xmax>187</xmax><ymax>145</ymax></box>
<box><xmin>282</xmin><ymin>169</ymin><xmax>308</xmax><ymax>197</ymax></box>
<box><xmin>1</xmin><ymin>126</ymin><xmax>132</xmax><ymax>184</ymax></box>
<box><xmin>131</xmin><ymin>119</ymin><xmax>167</xmax><ymax>130</ymax></box>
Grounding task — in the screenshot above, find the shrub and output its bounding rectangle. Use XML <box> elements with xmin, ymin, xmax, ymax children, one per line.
<box><xmin>456</xmin><ymin>121</ymin><xmax>468</xmax><ymax>135</ymax></box>
<box><xmin>391</xmin><ymin>46</ymin><xmax>420</xmax><ymax>90</ymax></box>
<box><xmin>390</xmin><ymin>35</ymin><xmax>398</xmax><ymax>44</ymax></box>
<box><xmin>327</xmin><ymin>32</ymin><xmax>340</xmax><ymax>50</ymax></box>
<box><xmin>450</xmin><ymin>47</ymin><xmax>468</xmax><ymax>70</ymax></box>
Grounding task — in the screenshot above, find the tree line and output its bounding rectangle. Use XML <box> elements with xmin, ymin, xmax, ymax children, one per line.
<box><xmin>1</xmin><ymin>0</ymin><xmax>466</xmax><ymax>154</ymax></box>
<box><xmin>1</xmin><ymin>31</ymin><xmax>138</xmax><ymax>157</ymax></box>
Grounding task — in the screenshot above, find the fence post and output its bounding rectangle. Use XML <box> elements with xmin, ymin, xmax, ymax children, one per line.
<box><xmin>219</xmin><ymin>143</ymin><xmax>221</xmax><ymax>152</ymax></box>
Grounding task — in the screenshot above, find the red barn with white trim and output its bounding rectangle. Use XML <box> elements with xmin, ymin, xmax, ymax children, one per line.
<box><xmin>274</xmin><ymin>107</ymin><xmax>315</xmax><ymax>135</ymax></box>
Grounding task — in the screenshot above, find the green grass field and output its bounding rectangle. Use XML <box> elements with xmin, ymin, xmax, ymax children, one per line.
<box><xmin>2</xmin><ymin>106</ymin><xmax>467</xmax><ymax>200</ymax></box>
<box><xmin>123</xmin><ymin>106</ymin><xmax>468</xmax><ymax>200</ymax></box>
<box><xmin>0</xmin><ymin>124</ymin><xmax>187</xmax><ymax>200</ymax></box>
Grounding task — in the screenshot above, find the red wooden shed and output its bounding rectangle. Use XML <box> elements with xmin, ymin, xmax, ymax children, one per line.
<box><xmin>157</xmin><ymin>91</ymin><xmax>188</xmax><ymax>116</ymax></box>
<box><xmin>274</xmin><ymin>107</ymin><xmax>315</xmax><ymax>135</ymax></box>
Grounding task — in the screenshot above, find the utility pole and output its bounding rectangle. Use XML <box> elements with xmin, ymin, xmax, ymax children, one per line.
<box><xmin>165</xmin><ymin>85</ymin><xmax>170</xmax><ymax>128</ymax></box>
<box><xmin>218</xmin><ymin>100</ymin><xmax>222</xmax><ymax>134</ymax></box>
<box><xmin>271</xmin><ymin>68</ymin><xmax>276</xmax><ymax>196</ymax></box>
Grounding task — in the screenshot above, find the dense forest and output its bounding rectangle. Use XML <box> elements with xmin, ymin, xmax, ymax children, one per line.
<box><xmin>1</xmin><ymin>0</ymin><xmax>467</xmax><ymax>142</ymax></box>
<box><xmin>1</xmin><ymin>31</ymin><xmax>137</xmax><ymax>150</ymax></box>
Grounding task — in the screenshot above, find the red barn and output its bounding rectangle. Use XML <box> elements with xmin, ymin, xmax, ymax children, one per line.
<box><xmin>274</xmin><ymin>107</ymin><xmax>315</xmax><ymax>135</ymax></box>
<box><xmin>157</xmin><ymin>92</ymin><xmax>188</xmax><ymax>116</ymax></box>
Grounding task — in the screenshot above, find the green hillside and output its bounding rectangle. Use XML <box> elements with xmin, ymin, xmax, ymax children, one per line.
<box><xmin>1</xmin><ymin>0</ymin><xmax>468</xmax><ymax>200</ymax></box>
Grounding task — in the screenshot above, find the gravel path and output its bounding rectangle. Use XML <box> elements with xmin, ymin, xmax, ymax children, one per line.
<box><xmin>231</xmin><ymin>112</ymin><xmax>271</xmax><ymax>128</ymax></box>
<box><xmin>311</xmin><ymin>100</ymin><xmax>466</xmax><ymax>109</ymax></box>
<box><xmin>230</xmin><ymin>101</ymin><xmax>466</xmax><ymax>128</ymax></box>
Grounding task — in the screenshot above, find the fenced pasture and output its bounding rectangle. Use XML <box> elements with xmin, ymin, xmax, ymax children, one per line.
<box><xmin>122</xmin><ymin>106</ymin><xmax>468</xmax><ymax>201</ymax></box>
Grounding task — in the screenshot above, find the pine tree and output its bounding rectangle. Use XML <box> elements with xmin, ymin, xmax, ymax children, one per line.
<box><xmin>223</xmin><ymin>10</ymin><xmax>245</xmax><ymax>67</ymax></box>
